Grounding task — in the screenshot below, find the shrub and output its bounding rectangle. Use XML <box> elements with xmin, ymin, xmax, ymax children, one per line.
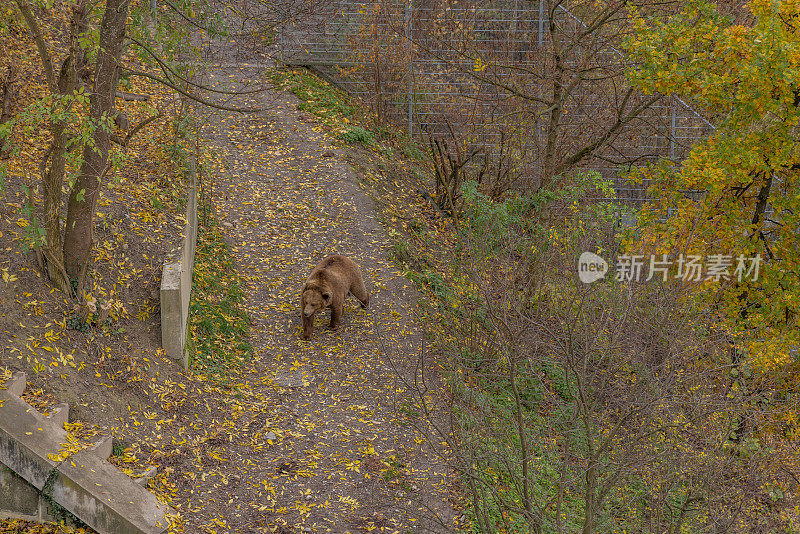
<box><xmin>338</xmin><ymin>126</ymin><xmax>373</xmax><ymax>146</ymax></box>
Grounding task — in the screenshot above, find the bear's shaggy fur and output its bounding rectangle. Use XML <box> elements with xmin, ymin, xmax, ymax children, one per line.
<box><xmin>301</xmin><ymin>255</ymin><xmax>369</xmax><ymax>340</ymax></box>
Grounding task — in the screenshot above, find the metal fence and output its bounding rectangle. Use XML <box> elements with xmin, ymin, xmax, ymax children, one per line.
<box><xmin>279</xmin><ymin>0</ymin><xmax>715</xmax><ymax>205</ymax></box>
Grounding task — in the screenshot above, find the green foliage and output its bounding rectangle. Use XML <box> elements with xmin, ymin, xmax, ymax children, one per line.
<box><xmin>338</xmin><ymin>126</ymin><xmax>374</xmax><ymax>146</ymax></box>
<box><xmin>266</xmin><ymin>68</ymin><xmax>356</xmax><ymax>128</ymax></box>
<box><xmin>189</xmin><ymin>219</ymin><xmax>253</xmax><ymax>384</ymax></box>
<box><xmin>459</xmin><ymin>171</ymin><xmax>620</xmax><ymax>264</ymax></box>
<box><xmin>406</xmin><ymin>267</ymin><xmax>454</xmax><ymax>306</ymax></box>
<box><xmin>459</xmin><ymin>179</ymin><xmax>540</xmax><ymax>256</ymax></box>
<box><xmin>624</xmin><ymin>0</ymin><xmax>800</xmax><ymax>371</ymax></box>
<box><xmin>380</xmin><ymin>456</ymin><xmax>411</xmax><ymax>493</ymax></box>
<box><xmin>401</xmin><ymin>143</ymin><xmax>426</xmax><ymax>161</ymax></box>
<box><xmin>390</xmin><ymin>239</ymin><xmax>413</xmax><ymax>266</ymax></box>
<box><xmin>66</xmin><ymin>312</ymin><xmax>91</xmax><ymax>333</ymax></box>
<box><xmin>372</xmin><ymin>124</ymin><xmax>394</xmax><ymax>140</ymax></box>
<box><xmin>128</xmin><ymin>0</ymin><xmax>211</xmax><ymax>76</ymax></box>
<box><xmin>111</xmin><ymin>441</ymin><xmax>125</xmax><ymax>457</ymax></box>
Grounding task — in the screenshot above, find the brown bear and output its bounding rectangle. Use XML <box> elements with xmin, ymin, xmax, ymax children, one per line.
<box><xmin>301</xmin><ymin>255</ymin><xmax>369</xmax><ymax>340</ymax></box>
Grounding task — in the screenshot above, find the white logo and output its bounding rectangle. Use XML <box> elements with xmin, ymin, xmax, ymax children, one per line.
<box><xmin>578</xmin><ymin>252</ymin><xmax>608</xmax><ymax>284</ymax></box>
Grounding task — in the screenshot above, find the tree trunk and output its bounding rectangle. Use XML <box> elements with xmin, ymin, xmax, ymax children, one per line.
<box><xmin>582</xmin><ymin>462</ymin><xmax>596</xmax><ymax>534</ymax></box>
<box><xmin>0</xmin><ymin>66</ymin><xmax>19</xmax><ymax>159</ymax></box>
<box><xmin>42</xmin><ymin>121</ymin><xmax>70</xmax><ymax>291</ymax></box>
<box><xmin>63</xmin><ymin>0</ymin><xmax>131</xmax><ymax>279</ymax></box>
<box><xmin>541</xmin><ymin>1</ymin><xmax>564</xmax><ymax>191</ymax></box>
<box><xmin>0</xmin><ymin>66</ymin><xmax>19</xmax><ymax>126</ymax></box>
<box><xmin>42</xmin><ymin>1</ymin><xmax>89</xmax><ymax>292</ymax></box>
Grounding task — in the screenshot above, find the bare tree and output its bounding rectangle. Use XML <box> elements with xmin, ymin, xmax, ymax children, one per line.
<box><xmin>408</xmin><ymin>0</ymin><xmax>671</xmax><ymax>199</ymax></box>
<box><xmin>281</xmin><ymin>0</ymin><xmax>695</xmax><ymax>201</ymax></box>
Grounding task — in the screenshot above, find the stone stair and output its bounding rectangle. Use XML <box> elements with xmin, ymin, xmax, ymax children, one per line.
<box><xmin>0</xmin><ymin>371</ymin><xmax>175</xmax><ymax>534</ymax></box>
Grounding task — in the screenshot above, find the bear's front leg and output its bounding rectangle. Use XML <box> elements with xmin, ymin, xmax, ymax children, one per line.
<box><xmin>302</xmin><ymin>313</ymin><xmax>314</xmax><ymax>340</ymax></box>
<box><xmin>329</xmin><ymin>303</ymin><xmax>342</xmax><ymax>330</ymax></box>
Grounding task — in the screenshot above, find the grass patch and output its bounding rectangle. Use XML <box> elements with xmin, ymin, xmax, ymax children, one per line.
<box><xmin>265</xmin><ymin>67</ymin><xmax>356</xmax><ymax>129</ymax></box>
<box><xmin>402</xmin><ymin>144</ymin><xmax>426</xmax><ymax>160</ymax></box>
<box><xmin>188</xmin><ymin>216</ymin><xmax>252</xmax><ymax>384</ymax></box>
<box><xmin>266</xmin><ymin>66</ymin><xmax>429</xmax><ymax>163</ymax></box>
<box><xmin>391</xmin><ymin>239</ymin><xmax>414</xmax><ymax>267</ymax></box>
<box><xmin>338</xmin><ymin>126</ymin><xmax>374</xmax><ymax>146</ymax></box>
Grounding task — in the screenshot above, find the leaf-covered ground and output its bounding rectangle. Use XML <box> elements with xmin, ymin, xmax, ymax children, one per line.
<box><xmin>172</xmin><ymin>62</ymin><xmax>456</xmax><ymax>533</ymax></box>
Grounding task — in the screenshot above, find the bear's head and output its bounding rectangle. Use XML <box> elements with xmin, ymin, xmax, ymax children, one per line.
<box><xmin>302</xmin><ymin>285</ymin><xmax>331</xmax><ymax>317</ymax></box>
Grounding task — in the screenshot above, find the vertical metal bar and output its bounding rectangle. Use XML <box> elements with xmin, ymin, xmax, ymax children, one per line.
<box><xmin>406</xmin><ymin>0</ymin><xmax>413</xmax><ymax>137</ymax></box>
<box><xmin>538</xmin><ymin>0</ymin><xmax>545</xmax><ymax>47</ymax></box>
<box><xmin>278</xmin><ymin>19</ymin><xmax>284</xmax><ymax>64</ymax></box>
<box><xmin>150</xmin><ymin>0</ymin><xmax>157</xmax><ymax>31</ymax></box>
<box><xmin>670</xmin><ymin>96</ymin><xmax>677</xmax><ymax>161</ymax></box>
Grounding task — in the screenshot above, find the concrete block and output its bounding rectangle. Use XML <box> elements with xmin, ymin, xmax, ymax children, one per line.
<box><xmin>181</xmin><ymin>187</ymin><xmax>198</xmax><ymax>309</ymax></box>
<box><xmin>160</xmin><ymin>185</ymin><xmax>197</xmax><ymax>371</ymax></box>
<box><xmin>160</xmin><ymin>261</ymin><xmax>184</xmax><ymax>364</ymax></box>
<box><xmin>0</xmin><ymin>463</ymin><xmax>40</xmax><ymax>519</ymax></box>
<box><xmin>6</xmin><ymin>371</ymin><xmax>26</xmax><ymax>397</ymax></box>
<box><xmin>0</xmin><ymin>392</ymin><xmax>65</xmax><ymax>490</ymax></box>
<box><xmin>0</xmin><ymin>373</ymin><xmax>177</xmax><ymax>533</ymax></box>
<box><xmin>134</xmin><ymin>466</ymin><xmax>158</xmax><ymax>487</ymax></box>
<box><xmin>89</xmin><ymin>436</ymin><xmax>114</xmax><ymax>460</ymax></box>
<box><xmin>51</xmin><ymin>450</ymin><xmax>170</xmax><ymax>534</ymax></box>
<box><xmin>46</xmin><ymin>403</ymin><xmax>69</xmax><ymax>429</ymax></box>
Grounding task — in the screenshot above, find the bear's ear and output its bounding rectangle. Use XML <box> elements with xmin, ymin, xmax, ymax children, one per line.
<box><xmin>322</xmin><ymin>292</ymin><xmax>331</xmax><ymax>302</ymax></box>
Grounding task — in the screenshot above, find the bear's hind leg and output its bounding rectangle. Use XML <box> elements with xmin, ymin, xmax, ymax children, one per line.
<box><xmin>350</xmin><ymin>278</ymin><xmax>370</xmax><ymax>309</ymax></box>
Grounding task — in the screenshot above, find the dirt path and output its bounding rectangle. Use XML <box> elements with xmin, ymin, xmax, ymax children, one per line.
<box><xmin>187</xmin><ymin>63</ymin><xmax>454</xmax><ymax>533</ymax></box>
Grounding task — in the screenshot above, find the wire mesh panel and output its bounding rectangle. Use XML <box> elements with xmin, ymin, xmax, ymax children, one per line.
<box><xmin>280</xmin><ymin>0</ymin><xmax>715</xmax><ymax>202</ymax></box>
<box><xmin>281</xmin><ymin>0</ymin><xmax>412</xmax><ymax>124</ymax></box>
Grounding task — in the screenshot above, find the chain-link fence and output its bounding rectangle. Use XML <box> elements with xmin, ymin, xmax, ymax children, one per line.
<box><xmin>279</xmin><ymin>0</ymin><xmax>715</xmax><ymax>211</ymax></box>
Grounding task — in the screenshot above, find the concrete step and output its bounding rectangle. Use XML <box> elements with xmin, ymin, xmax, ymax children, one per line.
<box><xmin>0</xmin><ymin>372</ymin><xmax>175</xmax><ymax>534</ymax></box>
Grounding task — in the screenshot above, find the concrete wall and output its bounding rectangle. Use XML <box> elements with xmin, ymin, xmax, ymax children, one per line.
<box><xmin>160</xmin><ymin>181</ymin><xmax>199</xmax><ymax>369</ymax></box>
<box><xmin>0</xmin><ymin>464</ymin><xmax>59</xmax><ymax>523</ymax></box>
<box><xmin>0</xmin><ymin>372</ymin><xmax>173</xmax><ymax>534</ymax></box>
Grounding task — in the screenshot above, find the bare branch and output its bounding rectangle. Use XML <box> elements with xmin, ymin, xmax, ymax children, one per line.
<box><xmin>13</xmin><ymin>0</ymin><xmax>58</xmax><ymax>95</ymax></box>
<box><xmin>410</xmin><ymin>39</ymin><xmax>552</xmax><ymax>106</ymax></box>
<box><xmin>122</xmin><ymin>68</ymin><xmax>261</xmax><ymax>113</ymax></box>
<box><xmin>126</xmin><ymin>35</ymin><xmax>268</xmax><ymax>96</ymax></box>
<box><xmin>554</xmin><ymin>92</ymin><xmax>662</xmax><ymax>175</ymax></box>
<box><xmin>110</xmin><ymin>107</ymin><xmax>165</xmax><ymax>147</ymax></box>
<box><xmin>116</xmin><ymin>90</ymin><xmax>149</xmax><ymax>101</ymax></box>
<box><xmin>161</xmin><ymin>0</ymin><xmax>220</xmax><ymax>34</ymax></box>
